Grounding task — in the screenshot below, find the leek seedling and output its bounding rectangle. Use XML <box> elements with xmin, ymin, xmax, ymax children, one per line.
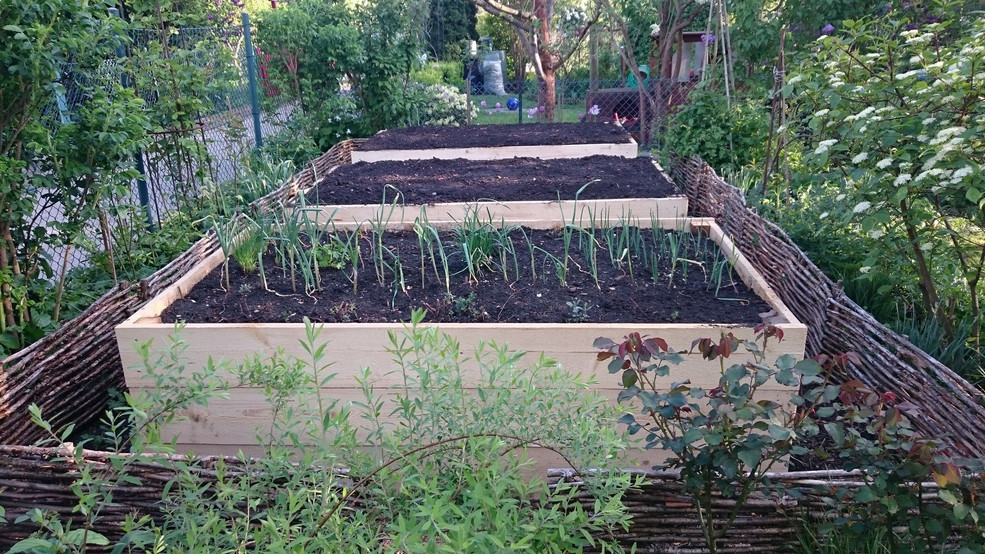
<box><xmin>211</xmin><ymin>215</ymin><xmax>238</xmax><ymax>291</ymax></box>
<box><xmin>231</xmin><ymin>215</ymin><xmax>267</xmax><ymax>276</ymax></box>
<box><xmin>517</xmin><ymin>227</ymin><xmax>538</xmax><ymax>283</ymax></box>
<box><xmin>369</xmin><ymin>185</ymin><xmax>403</xmax><ymax>285</ymax></box>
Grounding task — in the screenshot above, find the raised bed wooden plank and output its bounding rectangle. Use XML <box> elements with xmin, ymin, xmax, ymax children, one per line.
<box><xmin>116</xmin><ymin>217</ymin><xmax>807</xmax><ymax>468</ymax></box>
<box><xmin>350</xmin><ymin>141</ymin><xmax>639</xmax><ymax>163</ymax></box>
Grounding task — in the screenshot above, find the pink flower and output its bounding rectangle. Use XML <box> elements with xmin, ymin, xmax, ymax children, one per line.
<box><xmin>480</xmin><ymin>101</ymin><xmax>486</xmax><ymax>107</ymax></box>
<box><xmin>495</xmin><ymin>102</ymin><xmax>502</xmax><ymax>108</ymax></box>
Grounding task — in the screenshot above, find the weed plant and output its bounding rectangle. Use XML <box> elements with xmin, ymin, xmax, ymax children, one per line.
<box><xmin>13</xmin><ymin>313</ymin><xmax>637</xmax><ymax>552</ymax></box>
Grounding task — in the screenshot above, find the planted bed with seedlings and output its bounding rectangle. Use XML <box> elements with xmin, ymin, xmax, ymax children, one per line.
<box><xmin>116</xmin><ymin>204</ymin><xmax>806</xmax><ymax>460</ymax></box>
<box><xmin>162</xmin><ymin>212</ymin><xmax>767</xmax><ymax>325</ymax></box>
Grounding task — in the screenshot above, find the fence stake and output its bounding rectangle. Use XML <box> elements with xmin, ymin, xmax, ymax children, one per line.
<box><xmin>517</xmin><ymin>81</ymin><xmax>522</xmax><ymax>124</ymax></box>
<box><xmin>109</xmin><ymin>7</ymin><xmax>154</xmax><ymax>230</ymax></box>
<box><xmin>242</xmin><ymin>12</ymin><xmax>264</xmax><ymax>149</ymax></box>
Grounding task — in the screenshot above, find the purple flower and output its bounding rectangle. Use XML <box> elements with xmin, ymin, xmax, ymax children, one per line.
<box><xmin>538</xmin><ymin>105</ymin><xmax>545</xmax><ymax>113</ymax></box>
<box><xmin>495</xmin><ymin>102</ymin><xmax>501</xmax><ymax>108</ymax></box>
<box><xmin>700</xmin><ymin>33</ymin><xmax>716</xmax><ymax>45</ymax></box>
<box><xmin>527</xmin><ymin>107</ymin><xmax>539</xmax><ymax>117</ymax></box>
<box><xmin>578</xmin><ymin>113</ymin><xmax>584</xmax><ymax>120</ymax></box>
<box><xmin>588</xmin><ymin>104</ymin><xmax>600</xmax><ymax>116</ymax></box>
<box><xmin>821</xmin><ymin>23</ymin><xmax>835</xmax><ymax>35</ymax></box>
<box><xmin>905</xmin><ymin>23</ymin><xmax>919</xmax><ymax>31</ymax></box>
<box><xmin>480</xmin><ymin>100</ymin><xmax>486</xmax><ymax>107</ymax></box>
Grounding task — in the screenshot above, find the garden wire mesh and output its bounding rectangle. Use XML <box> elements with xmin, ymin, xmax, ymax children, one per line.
<box><xmin>411</xmin><ymin>77</ymin><xmax>695</xmax><ymax>149</ymax></box>
<box><xmin>30</xmin><ymin>21</ymin><xmax>295</xmax><ymax>280</ymax></box>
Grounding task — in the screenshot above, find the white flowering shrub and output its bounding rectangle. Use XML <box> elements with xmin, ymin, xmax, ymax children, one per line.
<box><xmin>789</xmin><ymin>10</ymin><xmax>985</xmax><ymax>338</ymax></box>
<box><xmin>407</xmin><ymin>83</ymin><xmax>474</xmax><ymax>127</ymax></box>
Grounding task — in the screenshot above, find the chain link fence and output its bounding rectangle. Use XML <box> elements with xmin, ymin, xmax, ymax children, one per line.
<box><xmin>33</xmin><ymin>17</ymin><xmax>295</xmax><ymax>280</ymax></box>
<box><xmin>439</xmin><ymin>76</ymin><xmax>698</xmax><ymax>149</ymax></box>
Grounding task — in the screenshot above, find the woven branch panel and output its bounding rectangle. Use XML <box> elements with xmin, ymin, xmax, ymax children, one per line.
<box><xmin>669</xmin><ymin>155</ymin><xmax>985</xmax><ymax>459</ymax></box>
<box><xmin>0</xmin><ymin>140</ymin><xmax>358</xmax><ymax>446</ymax></box>
<box><xmin>0</xmin><ymin>444</ymin><xmax>954</xmax><ymax>553</ymax></box>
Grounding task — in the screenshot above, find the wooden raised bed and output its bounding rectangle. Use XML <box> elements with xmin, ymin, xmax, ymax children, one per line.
<box><xmin>307</xmin><ymin>155</ymin><xmax>687</xmax><ymax>226</ymax></box>
<box><xmin>115</xmin><ymin>213</ymin><xmax>807</xmax><ymax>470</ymax></box>
<box><xmin>351</xmin><ymin>122</ymin><xmax>638</xmax><ymax>162</ymax></box>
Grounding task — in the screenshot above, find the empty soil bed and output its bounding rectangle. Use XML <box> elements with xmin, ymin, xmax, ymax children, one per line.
<box><xmin>357</xmin><ymin>122</ymin><xmax>632</xmax><ymax>151</ymax></box>
<box><xmin>162</xmin><ymin>227</ymin><xmax>770</xmax><ymax>325</ymax></box>
<box><xmin>306</xmin><ymin>155</ymin><xmax>678</xmax><ymax>205</ymax></box>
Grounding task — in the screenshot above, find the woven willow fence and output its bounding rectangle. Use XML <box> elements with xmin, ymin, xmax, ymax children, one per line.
<box><xmin>669</xmin><ymin>155</ymin><xmax>985</xmax><ymax>460</ymax></box>
<box><xmin>1</xmin><ymin>147</ymin><xmax>983</xmax><ymax>551</ymax></box>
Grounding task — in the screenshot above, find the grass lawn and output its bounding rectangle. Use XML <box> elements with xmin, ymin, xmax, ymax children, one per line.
<box><xmin>469</xmin><ymin>94</ymin><xmax>590</xmax><ymax>125</ymax></box>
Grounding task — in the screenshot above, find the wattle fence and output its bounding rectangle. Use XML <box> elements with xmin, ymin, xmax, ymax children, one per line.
<box><xmin>2</xmin><ymin>143</ymin><xmax>984</xmax><ymax>551</ymax></box>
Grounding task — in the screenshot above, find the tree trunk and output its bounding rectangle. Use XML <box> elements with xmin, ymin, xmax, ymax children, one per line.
<box><xmin>0</xmin><ymin>219</ymin><xmax>17</xmax><ymax>333</ymax></box>
<box><xmin>901</xmin><ymin>204</ymin><xmax>941</xmax><ymax>320</ymax></box>
<box><xmin>535</xmin><ymin>0</ymin><xmax>557</xmax><ymax>121</ymax></box>
<box><xmin>539</xmin><ymin>66</ymin><xmax>556</xmax><ymax>121</ymax></box>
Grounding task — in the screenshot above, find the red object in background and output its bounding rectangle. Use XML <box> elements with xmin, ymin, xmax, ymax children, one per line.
<box><xmin>270</xmin><ymin>0</ymin><xmax>277</xmax><ymax>8</ymax></box>
<box><xmin>257</xmin><ymin>49</ymin><xmax>280</xmax><ymax>97</ymax></box>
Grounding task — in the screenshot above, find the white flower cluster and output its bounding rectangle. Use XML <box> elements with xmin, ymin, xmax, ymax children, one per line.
<box><xmin>416</xmin><ymin>83</ymin><xmax>471</xmax><ymax>127</ymax></box>
<box><xmin>895</xmin><ymin>69</ymin><xmax>924</xmax><ymax>80</ymax></box>
<box><xmin>844</xmin><ymin>106</ymin><xmax>876</xmax><ymax>122</ymax></box>
<box><xmin>561</xmin><ymin>8</ymin><xmax>588</xmax><ymax>25</ymax></box>
<box><xmin>952</xmin><ymin>166</ymin><xmax>974</xmax><ymax>180</ymax></box>
<box><xmin>914</xmin><ymin>167</ymin><xmax>953</xmax><ymax>183</ymax></box>
<box><xmin>814</xmin><ymin>139</ymin><xmax>838</xmax><ymax>155</ymax></box>
<box><xmin>929</xmin><ymin>126</ymin><xmax>966</xmax><ymax>146</ymax></box>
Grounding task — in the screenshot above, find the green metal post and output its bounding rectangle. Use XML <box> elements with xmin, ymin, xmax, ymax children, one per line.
<box><xmin>110</xmin><ymin>7</ymin><xmax>154</xmax><ymax>230</ymax></box>
<box><xmin>242</xmin><ymin>12</ymin><xmax>264</xmax><ymax>149</ymax></box>
<box><xmin>517</xmin><ymin>81</ymin><xmax>523</xmax><ymax>124</ymax></box>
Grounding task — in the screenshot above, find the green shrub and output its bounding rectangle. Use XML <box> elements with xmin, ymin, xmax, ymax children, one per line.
<box><xmin>412</xmin><ymin>61</ymin><xmax>465</xmax><ymax>88</ymax></box>
<box><xmin>15</xmin><ymin>312</ymin><xmax>635</xmax><ymax>552</ymax></box>
<box><xmin>406</xmin><ymin>83</ymin><xmax>474</xmax><ymax>126</ymax></box>
<box><xmin>664</xmin><ymin>84</ymin><xmax>769</xmax><ymax>174</ymax></box>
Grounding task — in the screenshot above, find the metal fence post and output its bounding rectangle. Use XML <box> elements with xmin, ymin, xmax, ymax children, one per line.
<box><xmin>109</xmin><ymin>7</ymin><xmax>154</xmax><ymax>230</ymax></box>
<box><xmin>242</xmin><ymin>12</ymin><xmax>264</xmax><ymax>149</ymax></box>
<box><xmin>517</xmin><ymin>81</ymin><xmax>522</xmax><ymax>124</ymax></box>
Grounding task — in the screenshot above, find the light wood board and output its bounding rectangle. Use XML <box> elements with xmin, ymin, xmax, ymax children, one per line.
<box><xmin>350</xmin><ymin>141</ymin><xmax>638</xmax><ymax>163</ymax></box>
<box><xmin>117</xmin><ymin>217</ymin><xmax>807</xmax><ymax>469</ymax></box>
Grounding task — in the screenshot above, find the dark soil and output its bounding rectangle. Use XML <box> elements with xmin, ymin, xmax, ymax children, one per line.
<box><xmin>306</xmin><ymin>155</ymin><xmax>678</xmax><ymax>205</ymax></box>
<box><xmin>357</xmin><ymin>122</ymin><xmax>632</xmax><ymax>151</ymax></box>
<box><xmin>162</xmin><ymin>227</ymin><xmax>771</xmax><ymax>325</ymax></box>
